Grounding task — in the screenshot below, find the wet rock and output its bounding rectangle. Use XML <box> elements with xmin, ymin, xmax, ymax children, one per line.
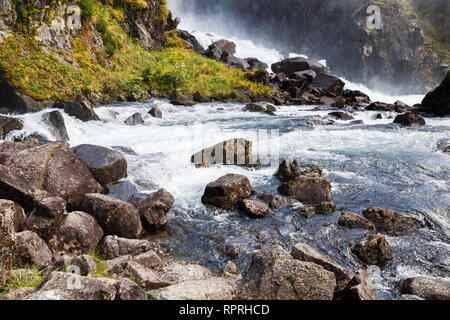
<box><xmin>13</xmin><ymin>202</ymin><xmax>26</xmax><ymax>232</ymax></box>
<box><xmin>135</xmin><ymin>189</ymin><xmax>174</xmax><ymax>231</ymax></box>
<box><xmin>191</xmin><ymin>138</ymin><xmax>258</xmax><ymax>167</ymax></box>
<box><xmin>15</xmin><ymin>231</ymin><xmax>53</xmax><ymax>267</ymax></box>
<box><xmin>302</xmin><ymin>167</ymin><xmax>323</xmax><ymax>178</ymax></box>
<box><xmin>291</xmin><ymin>242</ymin><xmax>351</xmax><ymax>291</ymax></box>
<box><xmin>0</xmin><ymin>115</ymin><xmax>24</xmax><ymax>137</ymax></box>
<box><xmin>41</xmin><ymin>111</ymin><xmax>69</xmax><ymax>142</ymax></box>
<box><xmin>0</xmin><ymin>164</ymin><xmax>39</xmax><ymax>211</ymax></box>
<box><xmin>338</xmin><ymin>212</ymin><xmax>376</xmax><ymax>231</ymax></box>
<box><xmin>239</xmin><ymin>199</ymin><xmax>270</xmax><ymax>218</ymax></box>
<box><xmin>394</xmin><ymin>294</ymin><xmax>424</xmax><ymax>300</ymax></box>
<box><xmin>329</xmin><ymin>112</ymin><xmax>354</xmax><ymax>121</ymax></box>
<box><xmin>224</xmin><ymin>54</ymin><xmax>250</xmax><ymax>71</ymax></box>
<box><xmin>48</xmin><ymin>211</ymin><xmax>104</xmax><ymax>255</ymax></box>
<box><xmin>169</xmin><ymin>91</ymin><xmax>196</xmax><ymax>106</ymax></box>
<box><xmin>393</xmin><ymin>112</ymin><xmax>426</xmax><ymax>127</ymax></box>
<box><xmin>73</xmin><ymin>144</ymin><xmax>127</xmax><ymax>186</ymax></box>
<box><xmin>337</xmin><ymin>270</ymin><xmax>379</xmax><ymax>300</ymax></box>
<box><xmin>178</xmin><ymin>30</ymin><xmax>205</xmax><ymax>54</ymax></box>
<box><xmin>223</xmin><ymin>261</ymin><xmax>242</xmax><ymax>280</ymax></box>
<box><xmin>311</xmin><ymin>73</ymin><xmax>345</xmax><ymax>96</ymax></box>
<box><xmin>401</xmin><ymin>277</ymin><xmax>450</xmax><ymax>300</ymax></box>
<box><xmin>25</xmin><ymin>272</ymin><xmax>116</xmax><ymax>300</ymax></box>
<box><xmin>241</xmin><ymin>245</ymin><xmax>336</xmax><ymax>300</ymax></box>
<box><xmin>193</xmin><ymin>92</ymin><xmax>208</xmax><ymax>103</ymax></box>
<box><xmin>149</xmin><ymin>278</ymin><xmax>239</xmax><ymax>300</ymax></box>
<box><xmin>55</xmin><ymin>96</ymin><xmax>100</xmax><ymax>122</ymax></box>
<box><xmin>242</xmin><ymin>102</ymin><xmax>275</xmax><ymax>115</ymax></box>
<box><xmin>202</xmin><ymin>174</ymin><xmax>252</xmax><ymax>209</ymax></box>
<box><xmin>362</xmin><ymin>206</ymin><xmax>422</xmax><ymax>236</ymax></box>
<box><xmin>80</xmin><ymin>193</ymin><xmax>142</xmax><ymax>239</ymax></box>
<box><xmin>148</xmin><ymin>107</ymin><xmax>162</xmax><ymax>119</ymax></box>
<box><xmin>352</xmin><ymin>233</ymin><xmax>393</xmax><ymax>266</ymax></box>
<box><xmin>271</xmin><ymin>57</ymin><xmax>331</xmax><ymax>77</ymax></box>
<box><xmin>0</xmin><ymin>200</ymin><xmax>16</xmax><ymax>287</ymax></box>
<box><xmin>113</xmin><ymin>278</ymin><xmax>147</xmax><ymax>300</ymax></box>
<box><xmin>299</xmin><ymin>202</ymin><xmax>336</xmax><ymax>218</ymax></box>
<box><xmin>278</xmin><ymin>177</ymin><xmax>332</xmax><ymax>204</ymax></box>
<box><xmin>245</xmin><ymin>57</ymin><xmax>269</xmax><ymax>70</ymax></box>
<box><xmin>71</xmin><ymin>255</ymin><xmax>97</xmax><ymax>276</ymax></box>
<box><xmin>224</xmin><ymin>244</ymin><xmax>242</xmax><ymax>259</ymax></box>
<box><xmin>0</xmin><ymin>287</ymin><xmax>35</xmax><ymax>300</ymax></box>
<box><xmin>275</xmin><ymin>159</ymin><xmax>301</xmax><ymax>182</ymax></box>
<box><xmin>420</xmin><ymin>70</ymin><xmax>450</xmax><ymax>117</ymax></box>
<box><xmin>25</xmin><ymin>197</ymin><xmax>67</xmax><ymax>241</ymax></box>
<box><xmin>203</xmin><ymin>39</ymin><xmax>236</xmax><ymax>61</ymax></box>
<box><xmin>107</xmin><ymin>181</ymin><xmax>139</xmax><ymax>203</ymax></box>
<box><xmin>124</xmin><ymin>113</ymin><xmax>144</xmax><ymax>126</ymax></box>
<box><xmin>98</xmin><ymin>235</ymin><xmax>164</xmax><ymax>260</ymax></box>
<box><xmin>111</xmin><ymin>146</ymin><xmax>139</xmax><ymax>156</ymax></box>
<box><xmin>258</xmin><ymin>194</ymin><xmax>296</xmax><ymax>209</ymax></box>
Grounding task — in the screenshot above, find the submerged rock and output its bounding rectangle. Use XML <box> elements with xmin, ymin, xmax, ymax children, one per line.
<box><xmin>41</xmin><ymin>111</ymin><xmax>69</xmax><ymax>142</ymax></box>
<box><xmin>135</xmin><ymin>189</ymin><xmax>174</xmax><ymax>231</ymax></box>
<box><xmin>329</xmin><ymin>111</ymin><xmax>354</xmax><ymax>121</ymax></box>
<box><xmin>202</xmin><ymin>174</ymin><xmax>252</xmax><ymax>209</ymax></box>
<box><xmin>352</xmin><ymin>233</ymin><xmax>393</xmax><ymax>266</ymax></box>
<box><xmin>258</xmin><ymin>194</ymin><xmax>296</xmax><ymax>209</ymax></box>
<box><xmin>362</xmin><ymin>206</ymin><xmax>422</xmax><ymax>235</ymax></box>
<box><xmin>0</xmin><ymin>200</ymin><xmax>16</xmax><ymax>287</ymax></box>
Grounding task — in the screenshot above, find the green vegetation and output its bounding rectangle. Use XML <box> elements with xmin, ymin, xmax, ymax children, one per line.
<box><xmin>79</xmin><ymin>0</ymin><xmax>95</xmax><ymax>22</ymax></box>
<box><xmin>0</xmin><ymin>265</ymin><xmax>45</xmax><ymax>294</ymax></box>
<box><xmin>89</xmin><ymin>250</ymin><xmax>117</xmax><ymax>279</ymax></box>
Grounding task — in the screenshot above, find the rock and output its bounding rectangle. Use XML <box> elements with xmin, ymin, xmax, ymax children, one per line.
<box><xmin>337</xmin><ymin>270</ymin><xmax>379</xmax><ymax>300</ymax></box>
<box><xmin>0</xmin><ymin>200</ymin><xmax>16</xmax><ymax>287</ymax></box>
<box><xmin>352</xmin><ymin>233</ymin><xmax>393</xmax><ymax>266</ymax></box>
<box><xmin>133</xmin><ymin>250</ymin><xmax>163</xmax><ymax>270</ymax></box>
<box><xmin>401</xmin><ymin>277</ymin><xmax>450</xmax><ymax>300</ymax></box>
<box><xmin>258</xmin><ymin>194</ymin><xmax>296</xmax><ymax>209</ymax></box>
<box><xmin>224</xmin><ymin>244</ymin><xmax>242</xmax><ymax>259</ymax></box>
<box><xmin>178</xmin><ymin>30</ymin><xmax>205</xmax><ymax>54</ymax></box>
<box><xmin>25</xmin><ymin>197</ymin><xmax>67</xmax><ymax>241</ymax></box>
<box><xmin>245</xmin><ymin>57</ymin><xmax>269</xmax><ymax>70</ymax></box>
<box><xmin>135</xmin><ymin>189</ymin><xmax>174</xmax><ymax>231</ymax></box>
<box><xmin>394</xmin><ymin>294</ymin><xmax>424</xmax><ymax>300</ymax></box>
<box><xmin>202</xmin><ymin>174</ymin><xmax>252</xmax><ymax>209</ymax></box>
<box><xmin>0</xmin><ymin>164</ymin><xmax>39</xmax><ymax>211</ymax></box>
<box><xmin>394</xmin><ymin>112</ymin><xmax>426</xmax><ymax>127</ymax></box>
<box><xmin>169</xmin><ymin>91</ymin><xmax>196</xmax><ymax>106</ymax></box>
<box><xmin>113</xmin><ymin>278</ymin><xmax>147</xmax><ymax>300</ymax></box>
<box><xmin>111</xmin><ymin>146</ymin><xmax>139</xmax><ymax>156</ymax></box>
<box><xmin>311</xmin><ymin>73</ymin><xmax>345</xmax><ymax>96</ymax></box>
<box><xmin>124</xmin><ymin>113</ymin><xmax>144</xmax><ymax>126</ymax></box>
<box><xmin>329</xmin><ymin>112</ymin><xmax>354</xmax><ymax>121</ymax></box>
<box><xmin>241</xmin><ymin>246</ymin><xmax>336</xmax><ymax>300</ymax></box>
<box><xmin>191</xmin><ymin>138</ymin><xmax>258</xmax><ymax>167</ymax></box>
<box><xmin>98</xmin><ymin>235</ymin><xmax>164</xmax><ymax>260</ymax></box>
<box><xmin>0</xmin><ymin>115</ymin><xmax>24</xmax><ymax>137</ymax></box>
<box><xmin>224</xmin><ymin>54</ymin><xmax>251</xmax><ymax>71</ymax></box>
<box><xmin>193</xmin><ymin>92</ymin><xmax>208</xmax><ymax>103</ymax></box>
<box><xmin>239</xmin><ymin>199</ymin><xmax>270</xmax><ymax>218</ymax></box>
<box><xmin>243</xmin><ymin>103</ymin><xmax>265</xmax><ymax>113</ymax></box>
<box><xmin>271</xmin><ymin>57</ymin><xmax>331</xmax><ymax>77</ymax></box>
<box><xmin>302</xmin><ymin>167</ymin><xmax>323</xmax><ymax>178</ymax></box>
<box><xmin>15</xmin><ymin>231</ymin><xmax>53</xmax><ymax>267</ymax></box>
<box><xmin>148</xmin><ymin>107</ymin><xmax>162</xmax><ymax>119</ymax></box>
<box><xmin>41</xmin><ymin>111</ymin><xmax>69</xmax><ymax>142</ymax></box>
<box><xmin>203</xmin><ymin>39</ymin><xmax>236</xmax><ymax>61</ymax></box>
<box><xmin>278</xmin><ymin>176</ymin><xmax>332</xmax><ymax>204</ymax></box>
<box><xmin>52</xmin><ymin>255</ymin><xmax>74</xmax><ymax>270</ymax></box>
<box><xmin>48</xmin><ymin>211</ymin><xmax>104</xmax><ymax>255</ymax></box>
<box><xmin>13</xmin><ymin>202</ymin><xmax>26</xmax><ymax>232</ymax></box>
<box><xmin>80</xmin><ymin>193</ymin><xmax>142</xmax><ymax>239</ymax></box>
<box><xmin>107</xmin><ymin>181</ymin><xmax>139</xmax><ymax>203</ymax></box>
<box><xmin>25</xmin><ymin>272</ymin><xmax>116</xmax><ymax>300</ymax></box>
<box><xmin>275</xmin><ymin>159</ymin><xmax>301</xmax><ymax>182</ymax></box>
<box><xmin>0</xmin><ymin>287</ymin><xmax>35</xmax><ymax>300</ymax></box>
<box><xmin>149</xmin><ymin>278</ymin><xmax>239</xmax><ymax>300</ymax></box>
<box><xmin>362</xmin><ymin>207</ymin><xmax>422</xmax><ymax>236</ymax></box>
<box><xmin>299</xmin><ymin>202</ymin><xmax>336</xmax><ymax>218</ymax></box>
<box><xmin>55</xmin><ymin>95</ymin><xmax>100</xmax><ymax>122</ymax></box>
<box><xmin>338</xmin><ymin>212</ymin><xmax>376</xmax><ymax>231</ymax></box>
<box><xmin>223</xmin><ymin>261</ymin><xmax>242</xmax><ymax>280</ymax></box>
<box><xmin>71</xmin><ymin>255</ymin><xmax>97</xmax><ymax>276</ymax></box>
<box><xmin>291</xmin><ymin>242</ymin><xmax>350</xmax><ymax>291</ymax></box>
<box><xmin>420</xmin><ymin>70</ymin><xmax>450</xmax><ymax>116</ymax></box>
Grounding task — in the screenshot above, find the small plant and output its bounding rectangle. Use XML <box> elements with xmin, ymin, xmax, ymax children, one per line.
<box><xmin>0</xmin><ymin>265</ymin><xmax>45</xmax><ymax>294</ymax></box>
<box><xmin>79</xmin><ymin>0</ymin><xmax>95</xmax><ymax>22</ymax></box>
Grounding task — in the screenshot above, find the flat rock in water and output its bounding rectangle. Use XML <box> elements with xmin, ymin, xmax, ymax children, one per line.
<box><xmin>393</xmin><ymin>112</ymin><xmax>426</xmax><ymax>127</ymax></box>
<box><xmin>338</xmin><ymin>212</ymin><xmax>376</xmax><ymax>231</ymax></box>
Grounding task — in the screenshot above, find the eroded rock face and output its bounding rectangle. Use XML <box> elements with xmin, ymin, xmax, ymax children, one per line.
<box><xmin>15</xmin><ymin>231</ymin><xmax>53</xmax><ymax>267</ymax></box>
<box><xmin>362</xmin><ymin>207</ymin><xmax>422</xmax><ymax>235</ymax></box>
<box><xmin>73</xmin><ymin>144</ymin><xmax>127</xmax><ymax>186</ymax></box>
<box><xmin>98</xmin><ymin>235</ymin><xmax>164</xmax><ymax>260</ymax></box>
<box><xmin>337</xmin><ymin>270</ymin><xmax>379</xmax><ymax>300</ymax></box>
<box><xmin>278</xmin><ymin>177</ymin><xmax>332</xmax><ymax>204</ymax></box>
<box><xmin>241</xmin><ymin>245</ymin><xmax>336</xmax><ymax>300</ymax></box>
<box><xmin>80</xmin><ymin>194</ymin><xmax>142</xmax><ymax>239</ymax></box>
<box><xmin>149</xmin><ymin>278</ymin><xmax>239</xmax><ymax>300</ymax></box>
<box><xmin>401</xmin><ymin>277</ymin><xmax>450</xmax><ymax>300</ymax></box>
<box><xmin>291</xmin><ymin>242</ymin><xmax>350</xmax><ymax>291</ymax></box>
<box><xmin>339</xmin><ymin>212</ymin><xmax>376</xmax><ymax>231</ymax></box>
<box><xmin>0</xmin><ymin>200</ymin><xmax>16</xmax><ymax>287</ymax></box>
<box><xmin>352</xmin><ymin>233</ymin><xmax>393</xmax><ymax>266</ymax></box>
<box><xmin>25</xmin><ymin>272</ymin><xmax>116</xmax><ymax>300</ymax></box>
<box><xmin>202</xmin><ymin>174</ymin><xmax>252</xmax><ymax>209</ymax></box>
<box><xmin>48</xmin><ymin>211</ymin><xmax>104</xmax><ymax>255</ymax></box>
<box><xmin>135</xmin><ymin>189</ymin><xmax>174</xmax><ymax>231</ymax></box>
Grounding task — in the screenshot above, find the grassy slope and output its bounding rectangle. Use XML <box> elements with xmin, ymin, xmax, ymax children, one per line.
<box><xmin>0</xmin><ymin>0</ymin><xmax>270</xmax><ymax>102</ymax></box>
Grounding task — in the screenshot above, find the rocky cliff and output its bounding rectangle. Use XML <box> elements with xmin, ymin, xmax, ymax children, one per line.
<box><xmin>177</xmin><ymin>0</ymin><xmax>449</xmax><ymax>94</ymax></box>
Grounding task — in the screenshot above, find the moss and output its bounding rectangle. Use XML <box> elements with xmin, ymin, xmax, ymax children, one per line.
<box><xmin>165</xmin><ymin>30</ymin><xmax>188</xmax><ymax>49</ymax></box>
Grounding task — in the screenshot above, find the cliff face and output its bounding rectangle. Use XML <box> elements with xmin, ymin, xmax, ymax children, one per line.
<box><xmin>176</xmin><ymin>0</ymin><xmax>448</xmax><ymax>94</ymax></box>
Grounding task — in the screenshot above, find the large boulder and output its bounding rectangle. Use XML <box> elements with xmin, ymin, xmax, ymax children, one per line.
<box><xmin>13</xmin><ymin>202</ymin><xmax>26</xmax><ymax>232</ymax></box>
<box><xmin>241</xmin><ymin>246</ymin><xmax>336</xmax><ymax>300</ymax></box>
<box><xmin>401</xmin><ymin>277</ymin><xmax>450</xmax><ymax>300</ymax></box>
<box><xmin>149</xmin><ymin>278</ymin><xmax>239</xmax><ymax>300</ymax></box>
<box><xmin>202</xmin><ymin>174</ymin><xmax>252</xmax><ymax>209</ymax></box>
<box><xmin>311</xmin><ymin>73</ymin><xmax>345</xmax><ymax>96</ymax></box>
<box><xmin>24</xmin><ymin>272</ymin><xmax>116</xmax><ymax>300</ymax></box>
<box><xmin>338</xmin><ymin>212</ymin><xmax>376</xmax><ymax>231</ymax></box>
<box><xmin>15</xmin><ymin>231</ymin><xmax>53</xmax><ymax>267</ymax></box>
<box><xmin>191</xmin><ymin>138</ymin><xmax>258</xmax><ymax>167</ymax></box>
<box><xmin>271</xmin><ymin>57</ymin><xmax>331</xmax><ymax>77</ymax></box>
<box><xmin>203</xmin><ymin>39</ymin><xmax>236</xmax><ymax>61</ymax></box>
<box><xmin>0</xmin><ymin>115</ymin><xmax>23</xmax><ymax>137</ymax></box>
<box><xmin>278</xmin><ymin>177</ymin><xmax>332</xmax><ymax>203</ymax></box>
<box><xmin>55</xmin><ymin>95</ymin><xmax>100</xmax><ymax>122</ymax></box>
<box><xmin>48</xmin><ymin>211</ymin><xmax>104</xmax><ymax>255</ymax></box>
<box><xmin>73</xmin><ymin>144</ymin><xmax>127</xmax><ymax>185</ymax></box>
<box><xmin>0</xmin><ymin>200</ymin><xmax>16</xmax><ymax>287</ymax></box>
<box><xmin>352</xmin><ymin>233</ymin><xmax>393</xmax><ymax>266</ymax></box>
<box><xmin>362</xmin><ymin>207</ymin><xmax>422</xmax><ymax>235</ymax></box>
<box><xmin>25</xmin><ymin>197</ymin><xmax>67</xmax><ymax>240</ymax></box>
<box><xmin>0</xmin><ymin>164</ymin><xmax>39</xmax><ymax>211</ymax></box>
<box><xmin>135</xmin><ymin>189</ymin><xmax>174</xmax><ymax>231</ymax></box>
<box><xmin>41</xmin><ymin>111</ymin><xmax>69</xmax><ymax>142</ymax></box>
<box><xmin>393</xmin><ymin>112</ymin><xmax>426</xmax><ymax>127</ymax></box>
<box><xmin>291</xmin><ymin>242</ymin><xmax>351</xmax><ymax>291</ymax></box>
<box><xmin>98</xmin><ymin>235</ymin><xmax>164</xmax><ymax>260</ymax></box>
<box><xmin>420</xmin><ymin>70</ymin><xmax>450</xmax><ymax>116</ymax></box>
<box><xmin>337</xmin><ymin>270</ymin><xmax>379</xmax><ymax>300</ymax></box>
<box><xmin>80</xmin><ymin>194</ymin><xmax>142</xmax><ymax>239</ymax></box>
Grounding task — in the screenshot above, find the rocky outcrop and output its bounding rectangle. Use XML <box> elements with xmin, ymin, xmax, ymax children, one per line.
<box><xmin>362</xmin><ymin>206</ymin><xmax>422</xmax><ymax>235</ymax></box>
<box><xmin>401</xmin><ymin>277</ymin><xmax>450</xmax><ymax>300</ymax></box>
<box><xmin>202</xmin><ymin>174</ymin><xmax>252</xmax><ymax>209</ymax></box>
<box><xmin>0</xmin><ymin>199</ymin><xmax>16</xmax><ymax>287</ymax></box>
<box><xmin>14</xmin><ymin>231</ymin><xmax>53</xmax><ymax>267</ymax></box>
<box><xmin>80</xmin><ymin>194</ymin><xmax>142</xmax><ymax>239</ymax></box>
<box><xmin>135</xmin><ymin>189</ymin><xmax>174</xmax><ymax>231</ymax></box>
<box><xmin>352</xmin><ymin>233</ymin><xmax>393</xmax><ymax>266</ymax></box>
<box><xmin>420</xmin><ymin>70</ymin><xmax>450</xmax><ymax>116</ymax></box>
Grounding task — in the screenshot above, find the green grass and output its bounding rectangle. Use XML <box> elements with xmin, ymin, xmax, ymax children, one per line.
<box><xmin>88</xmin><ymin>250</ymin><xmax>118</xmax><ymax>279</ymax></box>
<box><xmin>0</xmin><ymin>265</ymin><xmax>45</xmax><ymax>294</ymax></box>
